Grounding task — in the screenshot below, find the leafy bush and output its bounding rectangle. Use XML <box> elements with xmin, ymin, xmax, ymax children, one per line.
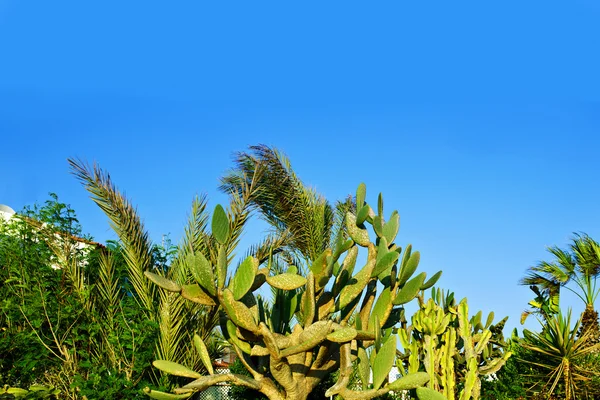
<box><xmin>0</xmin><ymin>194</ymin><xmax>220</xmax><ymax>398</ymax></box>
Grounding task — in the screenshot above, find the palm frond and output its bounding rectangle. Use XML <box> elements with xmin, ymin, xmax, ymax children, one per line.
<box><xmin>242</xmin><ymin>232</ymin><xmax>291</xmax><ymax>266</ymax></box>
<box><xmin>184</xmin><ymin>195</ymin><xmax>211</xmax><ymax>255</ymax></box>
<box><xmin>329</xmin><ymin>197</ymin><xmax>354</xmax><ymax>249</ymax></box>
<box><xmin>220</xmin><ymin>144</ymin><xmax>335</xmax><ymax>262</ymax></box>
<box><xmin>546</xmin><ymin>246</ymin><xmax>576</xmax><ymax>277</ymax></box>
<box><xmin>571</xmin><ymin>233</ymin><xmax>600</xmax><ymax>277</ymax></box>
<box><xmin>68</xmin><ymin>158</ymin><xmax>156</xmax><ymax>318</ymax></box>
<box><xmin>155</xmin><ymin>290</ymin><xmax>188</xmax><ymax>363</ymax></box>
<box><xmin>96</xmin><ymin>249</ymin><xmax>121</xmax><ymax>319</ymax></box>
<box><xmin>225</xmin><ymin>166</ymin><xmax>268</xmax><ymax>260</ymax></box>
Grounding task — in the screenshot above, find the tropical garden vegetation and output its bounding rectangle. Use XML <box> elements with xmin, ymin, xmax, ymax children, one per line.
<box><xmin>0</xmin><ymin>145</ymin><xmax>598</xmax><ymax>399</ymax></box>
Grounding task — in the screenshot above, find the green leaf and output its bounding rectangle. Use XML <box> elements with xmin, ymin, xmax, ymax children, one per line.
<box><xmin>394</xmin><ymin>272</ymin><xmax>426</xmax><ymax>305</ymax></box>
<box><xmin>300</xmin><ymin>273</ymin><xmax>316</xmax><ymax>326</ymax></box>
<box><xmin>144</xmin><ymin>271</ymin><xmax>181</xmax><ymax>293</ymax></box>
<box><xmin>369</xmin><ymin>286</ymin><xmax>392</xmax><ymax>330</ymax></box>
<box><xmin>485</xmin><ymin>311</ymin><xmax>495</xmax><ymax>329</ymax></box>
<box><xmin>267</xmin><ymin>273</ymin><xmax>307</xmax><ymax>290</ymax></box>
<box><xmin>311</xmin><ymin>249</ymin><xmax>333</xmax><ymax>290</ymax></box>
<box><xmin>416</xmin><ymin>387</ymin><xmax>448</xmax><ymax>400</ymax></box>
<box><xmin>372</xmin><ymin>251</ymin><xmax>399</xmax><ymax>278</ymax></box>
<box><xmin>193</xmin><ymin>334</ymin><xmax>214</xmax><ymax>375</ymax></box>
<box><xmin>356</xmin><ymin>204</ymin><xmax>370</xmax><ymax>226</ymax></box>
<box><xmin>398</xmin><ymin>250</ymin><xmax>420</xmax><ymax>285</ymax></box>
<box><xmin>226</xmin><ymin>320</ymin><xmax>252</xmax><ymax>354</ymax></box>
<box><xmin>212</xmin><ymin>204</ymin><xmax>229</xmax><ymax>245</ymax></box>
<box><xmin>372</xmin><ymin>215</ymin><xmax>384</xmax><ymax>238</ymax></box>
<box><xmin>152</xmin><ymin>360</ymin><xmax>202</xmax><ymax>379</ymax></box>
<box><xmin>346</xmin><ymin>212</ymin><xmax>370</xmax><ymax>247</ymax></box>
<box><xmin>421</xmin><ymin>270</ymin><xmax>442</xmax><ymax>290</ymax></box>
<box><xmin>217</xmin><ymin>245</ymin><xmax>227</xmax><ymax>288</ymax></box>
<box><xmin>372</xmin><ymin>335</ymin><xmax>396</xmax><ymax>390</ymax></box>
<box><xmin>383</xmin><ymin>211</ymin><xmax>400</xmax><ymax>243</ymax></box>
<box><xmin>181</xmin><ymin>284</ymin><xmax>216</xmax><ymax>305</ymax></box>
<box><xmin>358</xmin><ymin>347</ymin><xmax>370</xmax><ymax>390</ymax></box>
<box><xmin>327</xmin><ymin>327</ymin><xmax>357</xmax><ymax>343</ymax></box>
<box><xmin>230</xmin><ymin>256</ymin><xmax>258</xmax><ymax>300</ymax></box>
<box><xmin>356</xmin><ymin>182</ymin><xmax>367</xmax><ymax>208</ymax></box>
<box><xmin>286</xmin><ymin>291</ymin><xmax>299</xmax><ymax>323</ymax></box>
<box><xmin>388</xmin><ymin>371</ymin><xmax>430</xmax><ymax>391</ymax></box>
<box><xmin>337</xmin><ymin>244</ymin><xmax>376</xmax><ymax>310</ymax></box>
<box><xmin>187</xmin><ymin>252</ymin><xmax>216</xmax><ymax>296</ymax></box>
<box><xmin>6</xmin><ymin>388</ymin><xmax>29</xmax><ymax>396</ymax></box>
<box><xmin>222</xmin><ymin>288</ymin><xmax>259</xmax><ymax>333</ymax></box>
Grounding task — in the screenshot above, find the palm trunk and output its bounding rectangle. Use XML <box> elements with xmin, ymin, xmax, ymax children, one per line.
<box><xmin>578</xmin><ymin>304</ymin><xmax>600</xmax><ymax>347</ymax></box>
<box><xmin>563</xmin><ymin>359</ymin><xmax>572</xmax><ymax>400</ymax></box>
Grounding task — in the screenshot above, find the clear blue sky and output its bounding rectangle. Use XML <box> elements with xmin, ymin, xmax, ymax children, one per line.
<box><xmin>1</xmin><ymin>1</ymin><xmax>599</xmax><ymax>334</ymax></box>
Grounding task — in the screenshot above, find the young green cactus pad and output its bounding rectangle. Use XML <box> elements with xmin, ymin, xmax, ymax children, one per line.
<box><xmin>143</xmin><ymin>181</ymin><xmax>456</xmax><ymax>400</ymax></box>
<box><xmin>187</xmin><ymin>252</ymin><xmax>216</xmax><ymax>296</ymax></box>
<box><xmin>152</xmin><ymin>360</ymin><xmax>203</xmax><ymax>379</ymax></box>
<box><xmin>211</xmin><ymin>204</ymin><xmax>229</xmax><ymax>245</ymax></box>
<box><xmin>193</xmin><ymin>334</ymin><xmax>214</xmax><ymax>375</ymax></box>
<box><xmin>372</xmin><ymin>335</ymin><xmax>397</xmax><ymax>390</ymax></box>
<box><xmin>388</xmin><ymin>371</ymin><xmax>430</xmax><ymax>391</ymax></box>
<box><xmin>230</xmin><ymin>256</ymin><xmax>258</xmax><ymax>299</ymax></box>
<box><xmin>266</xmin><ymin>272</ymin><xmax>307</xmax><ymax>290</ymax></box>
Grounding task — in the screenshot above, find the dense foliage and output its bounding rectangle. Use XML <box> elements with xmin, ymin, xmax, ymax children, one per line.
<box><xmin>0</xmin><ymin>194</ymin><xmax>220</xmax><ymax>398</ymax></box>
<box><xmin>1</xmin><ymin>146</ymin><xmax>599</xmax><ymax>399</ymax></box>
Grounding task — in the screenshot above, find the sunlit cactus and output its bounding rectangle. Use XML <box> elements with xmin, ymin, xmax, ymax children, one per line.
<box><xmin>397</xmin><ymin>290</ymin><xmax>512</xmax><ymax>400</ymax></box>
<box><xmin>144</xmin><ymin>183</ymin><xmax>443</xmax><ymax>400</ymax></box>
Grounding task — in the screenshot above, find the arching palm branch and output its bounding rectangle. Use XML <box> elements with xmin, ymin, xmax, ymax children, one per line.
<box><xmin>68</xmin><ymin>161</ymin><xmax>228</xmax><ymax>374</ymax></box>
<box><xmin>220</xmin><ymin>144</ymin><xmax>336</xmax><ymax>266</ymax></box>
<box><xmin>521</xmin><ymin>234</ymin><xmax>600</xmax><ymax>343</ymax></box>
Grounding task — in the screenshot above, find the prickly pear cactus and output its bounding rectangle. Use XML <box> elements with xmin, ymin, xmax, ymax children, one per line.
<box><xmin>397</xmin><ymin>289</ymin><xmax>512</xmax><ymax>400</ymax></box>
<box><xmin>143</xmin><ymin>183</ymin><xmax>443</xmax><ymax>400</ymax></box>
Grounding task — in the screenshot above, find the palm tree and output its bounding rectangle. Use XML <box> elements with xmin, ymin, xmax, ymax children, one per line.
<box><xmin>68</xmin><ymin>160</ymin><xmax>227</xmax><ymax>375</ymax></box>
<box><xmin>521</xmin><ymin>234</ymin><xmax>600</xmax><ymax>344</ymax></box>
<box><xmin>220</xmin><ymin>144</ymin><xmax>348</xmax><ymax>270</ymax></box>
<box><xmin>520</xmin><ymin>310</ymin><xmax>600</xmax><ymax>400</ymax></box>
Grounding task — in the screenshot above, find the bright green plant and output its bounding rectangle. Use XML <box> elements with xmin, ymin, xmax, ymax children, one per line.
<box><xmin>520</xmin><ymin>310</ymin><xmax>600</xmax><ymax>400</ymax></box>
<box><xmin>479</xmin><ymin>333</ymin><xmax>530</xmax><ymax>400</ymax></box>
<box><xmin>0</xmin><ymin>195</ymin><xmax>165</xmax><ymax>398</ymax></box>
<box><xmin>134</xmin><ymin>176</ymin><xmax>442</xmax><ymax>400</ymax></box>
<box><xmin>397</xmin><ymin>289</ymin><xmax>511</xmax><ymax>400</ymax></box>
<box><xmin>521</xmin><ymin>234</ymin><xmax>600</xmax><ymax>344</ymax></box>
<box><xmin>0</xmin><ymin>189</ymin><xmax>224</xmax><ymax>398</ymax></box>
<box><xmin>0</xmin><ymin>195</ymin><xmax>88</xmax><ymax>389</ymax></box>
<box><xmin>0</xmin><ymin>384</ymin><xmax>60</xmax><ymax>399</ymax></box>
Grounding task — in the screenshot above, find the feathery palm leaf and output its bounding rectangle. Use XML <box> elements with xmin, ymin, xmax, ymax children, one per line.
<box><xmin>96</xmin><ymin>249</ymin><xmax>121</xmax><ymax>319</ymax></box>
<box><xmin>221</xmin><ymin>145</ymin><xmax>335</xmax><ymax>263</ymax></box>
<box><xmin>155</xmin><ymin>290</ymin><xmax>188</xmax><ymax>363</ymax></box>
<box><xmin>521</xmin><ymin>233</ymin><xmax>600</xmax><ymax>329</ymax></box>
<box><xmin>178</xmin><ymin>195</ymin><xmax>211</xmax><ymax>268</ymax></box>
<box><xmin>572</xmin><ymin>234</ymin><xmax>600</xmax><ymax>278</ymax></box>
<box><xmin>69</xmin><ymin>159</ymin><xmax>156</xmax><ymax>318</ymax></box>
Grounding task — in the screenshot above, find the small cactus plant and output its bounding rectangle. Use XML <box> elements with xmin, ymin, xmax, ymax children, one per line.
<box><xmin>144</xmin><ymin>183</ymin><xmax>443</xmax><ymax>400</ymax></box>
<box><xmin>397</xmin><ymin>289</ymin><xmax>512</xmax><ymax>400</ymax></box>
